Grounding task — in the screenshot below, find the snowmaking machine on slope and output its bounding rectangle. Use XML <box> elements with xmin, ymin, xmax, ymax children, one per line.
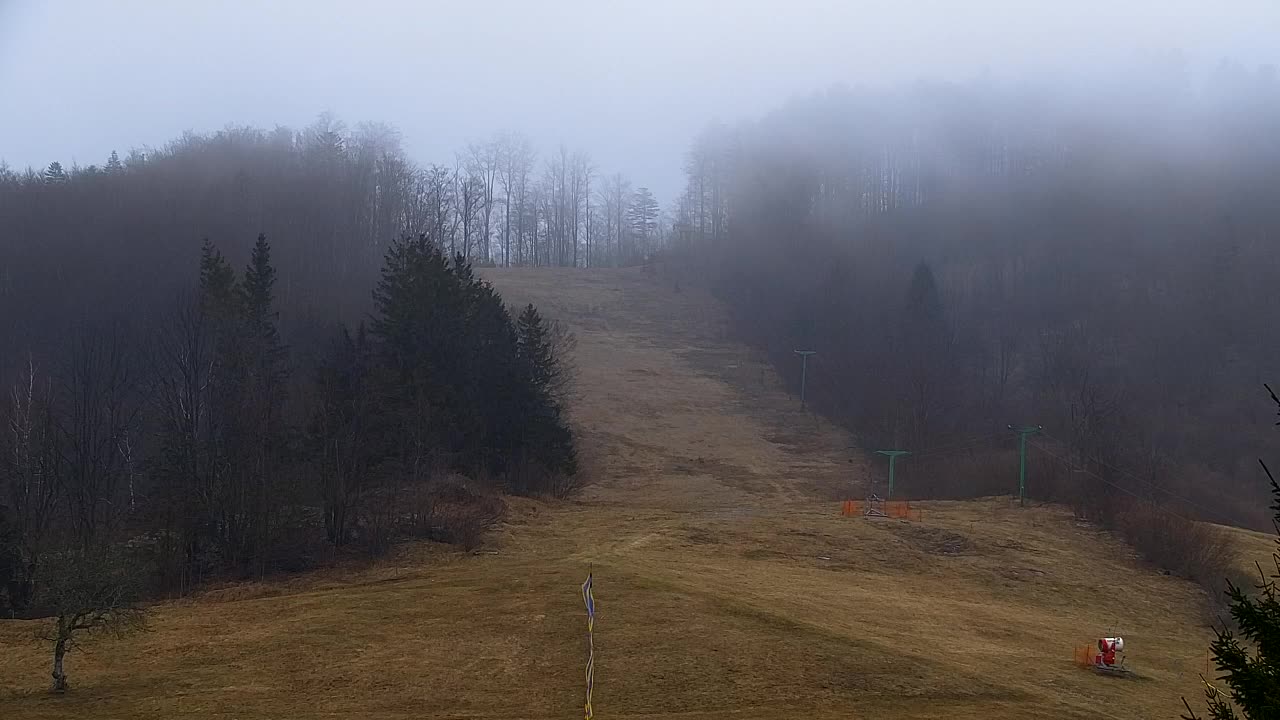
<box><xmin>1074</xmin><ymin>636</ymin><xmax>1133</xmax><ymax>676</ymax></box>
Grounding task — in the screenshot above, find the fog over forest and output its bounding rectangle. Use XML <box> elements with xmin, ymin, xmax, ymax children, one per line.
<box><xmin>3</xmin><ymin>0</ymin><xmax>1280</xmax><ymax>650</ymax></box>
<box><xmin>3</xmin><ymin>0</ymin><xmax>1279</xmax><ymax>201</ymax></box>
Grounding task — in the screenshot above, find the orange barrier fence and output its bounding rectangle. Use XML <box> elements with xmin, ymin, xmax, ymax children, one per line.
<box><xmin>840</xmin><ymin>499</ymin><xmax>923</xmax><ymax>522</ymax></box>
<box><xmin>1073</xmin><ymin>645</ymin><xmax>1094</xmax><ymax>667</ymax></box>
<box><xmin>886</xmin><ymin>501</ymin><xmax>923</xmax><ymax>521</ymax></box>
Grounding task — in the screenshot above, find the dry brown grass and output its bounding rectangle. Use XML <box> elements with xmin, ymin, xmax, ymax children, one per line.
<box><xmin>0</xmin><ymin>267</ymin><xmax>1265</xmax><ymax>719</ymax></box>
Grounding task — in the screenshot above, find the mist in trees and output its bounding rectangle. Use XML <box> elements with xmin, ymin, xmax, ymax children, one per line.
<box><xmin>672</xmin><ymin>61</ymin><xmax>1280</xmax><ymax>529</ymax></box>
<box><xmin>1</xmin><ymin>0</ymin><xmax>1277</xmax><ymax>643</ymax></box>
<box><xmin>0</xmin><ymin>123</ymin><xmax>656</xmax><ymax>596</ymax></box>
<box><xmin>0</xmin><ymin>123</ymin><xmax>589</xmax><ymax>619</ymax></box>
<box><xmin>0</xmin><ymin>119</ymin><xmax>664</xmax><ymax>364</ymax></box>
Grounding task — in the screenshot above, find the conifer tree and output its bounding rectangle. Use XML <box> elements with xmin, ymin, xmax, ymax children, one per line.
<box><xmin>517</xmin><ymin>304</ymin><xmax>562</xmax><ymax>400</ymax></box>
<box><xmin>370</xmin><ymin>235</ymin><xmax>465</xmax><ymax>465</ymax></box>
<box><xmin>233</xmin><ymin>234</ymin><xmax>288</xmax><ymax>571</ymax></box>
<box><xmin>199</xmin><ymin>239</ymin><xmax>237</xmax><ymax>319</ymax></box>
<box><xmin>42</xmin><ymin>161</ymin><xmax>67</xmax><ymax>184</ymax></box>
<box><xmin>905</xmin><ymin>261</ymin><xmax>944</xmax><ymax>326</ymax></box>
<box><xmin>192</xmin><ymin>236</ymin><xmax>289</xmax><ymax>571</ymax></box>
<box><xmin>463</xmin><ymin>275</ymin><xmax>522</xmax><ymax>473</ymax></box>
<box><xmin>367</xmin><ymin>236</ymin><xmax>577</xmax><ymax>487</ymax></box>
<box><xmin>238</xmin><ymin>234</ymin><xmax>288</xmax><ymax>386</ymax></box>
<box><xmin>897</xmin><ymin>261</ymin><xmax>958</xmax><ymax>447</ymax></box>
<box><xmin>515</xmin><ymin>303</ymin><xmax>577</xmax><ymax>480</ymax></box>
<box><xmin>1184</xmin><ymin>385</ymin><xmax>1280</xmax><ymax>719</ymax></box>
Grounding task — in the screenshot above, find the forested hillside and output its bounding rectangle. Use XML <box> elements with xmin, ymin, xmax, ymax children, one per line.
<box><xmin>1</xmin><ymin>264</ymin><xmax>1242</xmax><ymax>719</ymax></box>
<box><xmin>0</xmin><ymin>122</ymin><xmax>611</xmax><ymax>619</ymax></box>
<box><xmin>0</xmin><ymin>119</ymin><xmax>664</xmax><ymax>358</ymax></box>
<box><xmin>671</xmin><ymin>63</ymin><xmax>1280</xmax><ymax>528</ymax></box>
<box><xmin>3</xmin><ymin>2</ymin><xmax>1278</xmax><ymax>714</ymax></box>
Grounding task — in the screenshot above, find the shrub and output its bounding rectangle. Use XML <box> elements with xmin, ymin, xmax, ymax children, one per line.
<box><xmin>416</xmin><ymin>480</ymin><xmax>505</xmax><ymax>550</ymax></box>
<box><xmin>357</xmin><ymin>478</ymin><xmax>506</xmax><ymax>553</ymax></box>
<box><xmin>1113</xmin><ymin>499</ymin><xmax>1243</xmax><ymax>609</ymax></box>
<box><xmin>503</xmin><ymin>454</ymin><xmax>573</xmax><ymax>498</ymax></box>
<box><xmin>888</xmin><ymin>441</ymin><xmax>1244</xmax><ymax>615</ymax></box>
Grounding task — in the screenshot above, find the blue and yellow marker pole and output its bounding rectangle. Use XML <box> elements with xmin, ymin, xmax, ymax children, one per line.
<box><xmin>582</xmin><ymin>569</ymin><xmax>595</xmax><ymax>719</ymax></box>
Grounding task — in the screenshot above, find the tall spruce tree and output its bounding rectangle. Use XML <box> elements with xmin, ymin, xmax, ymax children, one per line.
<box><xmin>195</xmin><ymin>239</ymin><xmax>242</xmax><ymax>568</ymax></box>
<box><xmin>896</xmin><ymin>261</ymin><xmax>959</xmax><ymax>448</ymax></box>
<box><xmin>370</xmin><ymin>236</ymin><xmax>466</xmax><ymax>464</ymax></box>
<box><xmin>515</xmin><ymin>303</ymin><xmax>577</xmax><ymax>481</ymax></box>
<box><xmin>192</xmin><ymin>236</ymin><xmax>290</xmax><ymax>572</ymax></box>
<box><xmin>1185</xmin><ymin>385</ymin><xmax>1280</xmax><ymax>719</ymax></box>
<box><xmin>905</xmin><ymin>261</ymin><xmax>944</xmax><ymax>326</ymax></box>
<box><xmin>42</xmin><ymin>162</ymin><xmax>67</xmax><ymax>184</ymax></box>
<box><xmin>517</xmin><ymin>304</ymin><xmax>562</xmax><ymax>401</ymax></box>
<box><xmin>626</xmin><ymin>187</ymin><xmax>660</xmax><ymax>252</ymax></box>
<box><xmin>199</xmin><ymin>239</ymin><xmax>237</xmax><ymax>319</ymax></box>
<box><xmin>459</xmin><ymin>267</ymin><xmax>523</xmax><ymax>474</ymax></box>
<box><xmin>239</xmin><ymin>234</ymin><xmax>288</xmax><ymax>387</ymax></box>
<box><xmin>233</xmin><ymin>234</ymin><xmax>289</xmax><ymax>572</ymax></box>
<box><xmin>368</xmin><ymin>236</ymin><xmax>576</xmax><ymax>488</ymax></box>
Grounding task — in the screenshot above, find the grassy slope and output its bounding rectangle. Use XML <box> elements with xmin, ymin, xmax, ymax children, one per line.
<box><xmin>0</xmin><ymin>266</ymin><xmax>1261</xmax><ymax>719</ymax></box>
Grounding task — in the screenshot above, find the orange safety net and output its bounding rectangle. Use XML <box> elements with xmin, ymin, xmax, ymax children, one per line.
<box><xmin>1073</xmin><ymin>645</ymin><xmax>1095</xmax><ymax>667</ymax></box>
<box><xmin>884</xmin><ymin>500</ymin><xmax>923</xmax><ymax>521</ymax></box>
<box><xmin>840</xmin><ymin>499</ymin><xmax>923</xmax><ymax>521</ymax></box>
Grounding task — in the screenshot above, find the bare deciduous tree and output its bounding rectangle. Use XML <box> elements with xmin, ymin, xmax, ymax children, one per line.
<box><xmin>1</xmin><ymin>356</ymin><xmax>60</xmax><ymax>613</ymax></box>
<box><xmin>35</xmin><ymin>548</ymin><xmax>147</xmax><ymax>693</ymax></box>
<box><xmin>467</xmin><ymin>140</ymin><xmax>500</xmax><ymax>265</ymax></box>
<box><xmin>55</xmin><ymin>326</ymin><xmax>141</xmax><ymax>551</ymax></box>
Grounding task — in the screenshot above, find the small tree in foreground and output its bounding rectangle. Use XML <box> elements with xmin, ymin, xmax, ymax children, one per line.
<box><xmin>35</xmin><ymin>548</ymin><xmax>147</xmax><ymax>692</ymax></box>
<box><xmin>1184</xmin><ymin>385</ymin><xmax>1280</xmax><ymax>719</ymax></box>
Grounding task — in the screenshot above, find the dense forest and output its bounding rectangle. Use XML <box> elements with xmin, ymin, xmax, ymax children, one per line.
<box><xmin>0</xmin><ymin>117</ymin><xmax>665</xmax><ymax>356</ymax></box>
<box><xmin>0</xmin><ymin>120</ymin><xmax>605</xmax><ymax>615</ymax></box>
<box><xmin>671</xmin><ymin>61</ymin><xmax>1280</xmax><ymax>529</ymax></box>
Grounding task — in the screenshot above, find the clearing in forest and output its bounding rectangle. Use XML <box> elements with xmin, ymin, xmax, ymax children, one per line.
<box><xmin>0</xmin><ymin>266</ymin><xmax>1257</xmax><ymax>720</ymax></box>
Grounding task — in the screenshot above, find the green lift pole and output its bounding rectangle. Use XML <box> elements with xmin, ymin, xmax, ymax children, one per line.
<box><xmin>1007</xmin><ymin>425</ymin><xmax>1042</xmax><ymax>507</ymax></box>
<box><xmin>793</xmin><ymin>350</ymin><xmax>817</xmax><ymax>411</ymax></box>
<box><xmin>875</xmin><ymin>450</ymin><xmax>910</xmax><ymax>499</ymax></box>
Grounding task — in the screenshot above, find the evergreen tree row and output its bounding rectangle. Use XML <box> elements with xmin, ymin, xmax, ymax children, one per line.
<box><xmin>0</xmin><ymin>233</ymin><xmax>577</xmax><ymax>613</ymax></box>
<box><xmin>314</xmin><ymin>234</ymin><xmax>577</xmax><ymax>545</ymax></box>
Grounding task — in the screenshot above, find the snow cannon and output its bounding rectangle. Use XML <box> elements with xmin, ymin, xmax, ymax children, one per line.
<box><xmin>1095</xmin><ymin>637</ymin><xmax>1124</xmax><ymax>667</ymax></box>
<box><xmin>1073</xmin><ymin>636</ymin><xmax>1132</xmax><ymax>676</ymax></box>
<box><xmin>1090</xmin><ymin>632</ymin><xmax>1131</xmax><ymax>671</ymax></box>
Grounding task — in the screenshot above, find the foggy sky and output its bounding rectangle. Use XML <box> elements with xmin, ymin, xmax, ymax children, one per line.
<box><xmin>2</xmin><ymin>0</ymin><xmax>1278</xmax><ymax>204</ymax></box>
